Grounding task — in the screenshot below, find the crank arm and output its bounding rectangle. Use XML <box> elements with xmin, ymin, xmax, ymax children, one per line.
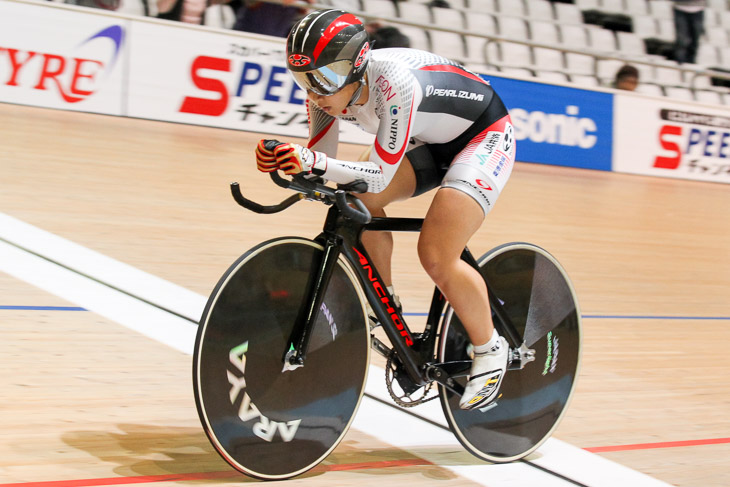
<box><xmin>426</xmin><ymin>365</ymin><xmax>465</xmax><ymax>396</ymax></box>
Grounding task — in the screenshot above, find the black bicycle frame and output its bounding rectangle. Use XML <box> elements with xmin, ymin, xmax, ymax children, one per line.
<box><xmin>284</xmin><ymin>201</ymin><xmax>522</xmax><ymax>391</ymax></box>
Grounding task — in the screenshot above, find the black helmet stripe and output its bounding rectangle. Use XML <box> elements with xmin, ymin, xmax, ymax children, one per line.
<box><xmin>289</xmin><ymin>10</ymin><xmax>330</xmax><ymax>54</ymax></box>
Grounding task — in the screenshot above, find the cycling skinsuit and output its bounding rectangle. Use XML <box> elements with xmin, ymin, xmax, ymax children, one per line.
<box><xmin>306</xmin><ymin>48</ymin><xmax>515</xmax><ymax>215</ymax></box>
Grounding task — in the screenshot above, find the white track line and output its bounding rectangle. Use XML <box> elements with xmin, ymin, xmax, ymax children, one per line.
<box><xmin>0</xmin><ymin>212</ymin><xmax>672</xmax><ymax>487</ymax></box>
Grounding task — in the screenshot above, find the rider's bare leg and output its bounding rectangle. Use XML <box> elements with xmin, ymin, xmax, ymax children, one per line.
<box><xmin>417</xmin><ymin>187</ymin><xmax>494</xmax><ymax>345</ymax></box>
<box><xmin>355</xmin><ymin>151</ymin><xmax>416</xmax><ymax>287</ymax></box>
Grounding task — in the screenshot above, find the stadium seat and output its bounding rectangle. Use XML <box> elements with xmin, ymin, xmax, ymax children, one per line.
<box><xmin>575</xmin><ymin>0</ymin><xmax>600</xmax><ymax>10</ymax></box>
<box><xmin>529</xmin><ymin>20</ymin><xmax>560</xmax><ymax>45</ymax></box>
<box><xmin>498</xmin><ymin>15</ymin><xmax>529</xmax><ymax>40</ymax></box>
<box><xmin>689</xmin><ymin>73</ymin><xmax>714</xmax><ymax>90</ymax></box>
<box><xmin>721</xmin><ymin>11</ymin><xmax>730</xmax><ymax>29</ymax></box>
<box><xmin>496</xmin><ymin>0</ymin><xmax>527</xmax><ymax>17</ymax></box>
<box><xmin>525</xmin><ymin>0</ymin><xmax>554</xmax><ymax>20</ymax></box>
<box><xmin>429</xmin><ymin>30</ymin><xmax>467</xmax><ymax>60</ymax></box>
<box><xmin>635</xmin><ymin>83</ymin><xmax>664</xmax><ymax>97</ymax></box>
<box><xmin>362</xmin><ymin>0</ymin><xmax>398</xmax><ymax>18</ymax></box>
<box><xmin>397</xmin><ymin>2</ymin><xmax>432</xmax><ymax>25</ymax></box>
<box><xmin>431</xmin><ymin>6</ymin><xmax>466</xmax><ymax>30</ymax></box>
<box><xmin>632</xmin><ymin>15</ymin><xmax>659</xmax><ymax>38</ymax></box>
<box><xmin>535</xmin><ymin>70</ymin><xmax>570</xmax><ymax>83</ymax></box>
<box><xmin>586</xmin><ymin>26</ymin><xmax>617</xmax><ymax>51</ymax></box>
<box><xmin>648</xmin><ymin>0</ymin><xmax>674</xmax><ymax>20</ymax></box>
<box><xmin>694</xmin><ymin>89</ymin><xmax>724</xmax><ymax>104</ymax></box>
<box><xmin>625</xmin><ymin>0</ymin><xmax>649</xmax><ymax>16</ymax></box>
<box><xmin>465</xmin><ymin>35</ymin><xmax>489</xmax><ymax>63</ymax></box>
<box><xmin>398</xmin><ymin>25</ymin><xmax>431</xmax><ymax>51</ymax></box>
<box><xmin>707</xmin><ymin>0</ymin><xmax>727</xmax><ymax>12</ymax></box>
<box><xmin>656</xmin><ymin>19</ymin><xmax>676</xmax><ymax>42</ymax></box>
<box><xmin>204</xmin><ymin>4</ymin><xmax>236</xmax><ymax>29</ymax></box>
<box><xmin>704</xmin><ymin>8</ymin><xmax>720</xmax><ymax>28</ymax></box>
<box><xmin>468</xmin><ymin>0</ymin><xmax>497</xmax><ymax>13</ymax></box>
<box><xmin>494</xmin><ymin>41</ymin><xmax>533</xmax><ymax>69</ymax></box>
<box><xmin>533</xmin><ymin>47</ymin><xmax>565</xmax><ymax>71</ymax></box>
<box><xmin>600</xmin><ymin>0</ymin><xmax>624</xmax><ymax>14</ymax></box>
<box><xmin>707</xmin><ymin>26</ymin><xmax>729</xmax><ymax>46</ymax></box>
<box><xmin>560</xmin><ymin>24</ymin><xmax>589</xmax><ymax>46</ymax></box>
<box><xmin>720</xmin><ymin>46</ymin><xmax>730</xmax><ymax>65</ymax></box>
<box><xmin>570</xmin><ymin>74</ymin><xmax>601</xmax><ymax>87</ymax></box>
<box><xmin>696</xmin><ymin>43</ymin><xmax>721</xmax><ymax>65</ymax></box>
<box><xmin>464</xmin><ymin>12</ymin><xmax>498</xmax><ymax>37</ymax></box>
<box><xmin>554</xmin><ymin>3</ymin><xmax>583</xmax><ymax>24</ymax></box>
<box><xmin>499</xmin><ymin>66</ymin><xmax>535</xmax><ymax>78</ymax></box>
<box><xmin>616</xmin><ymin>31</ymin><xmax>647</xmax><ymax>56</ymax></box>
<box><xmin>565</xmin><ymin>52</ymin><xmax>596</xmax><ymax>76</ymax></box>
<box><xmin>664</xmin><ymin>85</ymin><xmax>695</xmax><ymax>101</ymax></box>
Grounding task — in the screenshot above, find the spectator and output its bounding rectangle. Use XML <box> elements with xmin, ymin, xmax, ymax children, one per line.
<box><xmin>672</xmin><ymin>0</ymin><xmax>707</xmax><ymax>64</ymax></box>
<box><xmin>613</xmin><ymin>64</ymin><xmax>639</xmax><ymax>91</ymax></box>
<box><xmin>232</xmin><ymin>0</ymin><xmax>312</xmax><ymax>37</ymax></box>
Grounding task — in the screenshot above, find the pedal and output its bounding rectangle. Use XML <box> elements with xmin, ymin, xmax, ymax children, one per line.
<box><xmin>508</xmin><ymin>343</ymin><xmax>536</xmax><ymax>370</ymax></box>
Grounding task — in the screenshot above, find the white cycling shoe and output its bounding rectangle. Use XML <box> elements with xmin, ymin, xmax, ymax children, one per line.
<box><xmin>459</xmin><ymin>337</ymin><xmax>509</xmax><ymax>410</ymax></box>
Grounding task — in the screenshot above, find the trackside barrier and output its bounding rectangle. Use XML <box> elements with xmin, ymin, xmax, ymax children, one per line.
<box><xmin>0</xmin><ymin>0</ymin><xmax>727</xmax><ymax>184</ymax></box>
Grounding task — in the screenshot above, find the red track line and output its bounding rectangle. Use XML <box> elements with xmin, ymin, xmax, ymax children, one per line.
<box><xmin>585</xmin><ymin>437</ymin><xmax>730</xmax><ymax>453</ymax></box>
<box><xmin>0</xmin><ymin>458</ymin><xmax>433</xmax><ymax>487</ymax></box>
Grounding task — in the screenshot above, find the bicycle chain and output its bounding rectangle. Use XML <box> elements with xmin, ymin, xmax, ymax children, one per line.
<box><xmin>384</xmin><ymin>351</ymin><xmax>440</xmax><ymax>408</ymax></box>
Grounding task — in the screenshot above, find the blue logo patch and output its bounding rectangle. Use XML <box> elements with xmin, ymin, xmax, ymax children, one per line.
<box><xmin>483</xmin><ymin>76</ymin><xmax>613</xmax><ymax>171</ymax></box>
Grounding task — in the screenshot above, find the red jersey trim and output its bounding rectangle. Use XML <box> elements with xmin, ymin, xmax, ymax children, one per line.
<box><xmin>419</xmin><ymin>64</ymin><xmax>484</xmax><ymax>83</ymax></box>
<box><xmin>308</xmin><ymin>118</ymin><xmax>336</xmax><ymax>148</ymax></box>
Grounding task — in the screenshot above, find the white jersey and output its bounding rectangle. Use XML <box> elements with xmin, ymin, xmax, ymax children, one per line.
<box><xmin>306</xmin><ymin>48</ymin><xmax>501</xmax><ymax>193</ymax></box>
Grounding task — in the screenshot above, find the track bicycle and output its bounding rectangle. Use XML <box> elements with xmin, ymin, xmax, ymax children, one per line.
<box><xmin>193</xmin><ymin>171</ymin><xmax>581</xmax><ymax>480</ymax></box>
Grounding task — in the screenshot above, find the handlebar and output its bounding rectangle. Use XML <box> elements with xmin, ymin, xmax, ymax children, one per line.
<box><xmin>230</xmin><ymin>172</ymin><xmax>372</xmax><ymax>224</ymax></box>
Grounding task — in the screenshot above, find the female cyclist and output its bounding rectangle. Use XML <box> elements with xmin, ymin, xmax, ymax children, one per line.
<box><xmin>255</xmin><ymin>9</ymin><xmax>515</xmax><ymax>410</ymax></box>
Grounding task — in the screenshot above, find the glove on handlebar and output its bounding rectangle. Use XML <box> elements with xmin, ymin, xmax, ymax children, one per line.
<box><xmin>274</xmin><ymin>143</ymin><xmax>327</xmax><ymax>176</ymax></box>
<box><xmin>255</xmin><ymin>139</ymin><xmax>327</xmax><ymax>176</ymax></box>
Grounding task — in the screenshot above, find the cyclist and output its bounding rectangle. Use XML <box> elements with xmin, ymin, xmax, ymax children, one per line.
<box><xmin>255</xmin><ymin>9</ymin><xmax>515</xmax><ymax>410</ymax></box>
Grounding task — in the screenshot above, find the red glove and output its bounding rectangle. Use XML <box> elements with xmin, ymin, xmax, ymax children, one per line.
<box><xmin>273</xmin><ymin>143</ymin><xmax>327</xmax><ymax>176</ymax></box>
<box><xmin>255</xmin><ymin>139</ymin><xmax>284</xmax><ymax>173</ymax></box>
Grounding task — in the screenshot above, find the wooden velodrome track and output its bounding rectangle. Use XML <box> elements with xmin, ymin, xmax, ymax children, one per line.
<box><xmin>1</xmin><ymin>100</ymin><xmax>729</xmax><ymax>487</ymax></box>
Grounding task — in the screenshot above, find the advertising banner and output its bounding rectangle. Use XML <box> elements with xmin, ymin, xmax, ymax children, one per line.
<box><xmin>0</xmin><ymin>1</ymin><xmax>126</xmax><ymax>114</ymax></box>
<box><xmin>126</xmin><ymin>21</ymin><xmax>373</xmax><ymax>145</ymax></box>
<box><xmin>484</xmin><ymin>75</ymin><xmax>614</xmax><ymax>171</ymax></box>
<box><xmin>614</xmin><ymin>94</ymin><xmax>730</xmax><ymax>184</ymax></box>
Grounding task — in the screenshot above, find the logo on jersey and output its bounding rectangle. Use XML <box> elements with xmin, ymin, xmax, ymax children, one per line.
<box><xmin>375</xmin><ymin>75</ymin><xmax>397</xmax><ymax>101</ymax></box>
<box><xmin>354</xmin><ymin>42</ymin><xmax>369</xmax><ymax>69</ymax></box>
<box><xmin>425</xmin><ymin>85</ymin><xmax>484</xmax><ymax>102</ymax></box>
<box><xmin>390</xmin><ymin>105</ymin><xmax>399</xmax><ymax>116</ymax></box>
<box><xmin>288</xmin><ymin>54</ymin><xmax>311</xmax><ymax>67</ymax></box>
<box><xmin>502</xmin><ymin>122</ymin><xmax>515</xmax><ymax>155</ymax></box>
<box><xmin>476</xmin><ymin>179</ymin><xmax>493</xmax><ymax>191</ymax></box>
<box><xmin>388</xmin><ymin>118</ymin><xmax>399</xmax><ymax>150</ymax></box>
<box><xmin>481</xmin><ymin>132</ymin><xmax>502</xmax><ymax>156</ymax></box>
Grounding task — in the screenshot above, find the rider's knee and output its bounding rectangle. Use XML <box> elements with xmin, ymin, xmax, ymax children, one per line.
<box><xmin>417</xmin><ymin>239</ymin><xmax>449</xmax><ymax>283</ymax></box>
